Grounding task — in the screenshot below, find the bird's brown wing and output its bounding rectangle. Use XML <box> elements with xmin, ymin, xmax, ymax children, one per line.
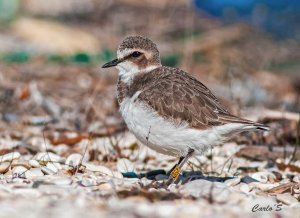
<box><xmin>137</xmin><ymin>67</ymin><xmax>257</xmax><ymax>130</ymax></box>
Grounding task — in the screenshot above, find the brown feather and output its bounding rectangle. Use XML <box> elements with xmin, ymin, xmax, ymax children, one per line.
<box><xmin>117</xmin><ymin>66</ymin><xmax>263</xmax><ymax>130</ymax></box>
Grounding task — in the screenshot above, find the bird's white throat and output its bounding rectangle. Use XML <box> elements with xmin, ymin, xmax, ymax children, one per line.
<box><xmin>116</xmin><ymin>62</ymin><xmax>159</xmax><ymax>84</ymax></box>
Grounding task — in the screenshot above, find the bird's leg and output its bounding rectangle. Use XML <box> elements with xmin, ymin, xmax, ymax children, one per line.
<box><xmin>167</xmin><ymin>148</ymin><xmax>194</xmax><ymax>184</ymax></box>
<box><xmin>167</xmin><ymin>156</ymin><xmax>184</xmax><ymax>175</ymax></box>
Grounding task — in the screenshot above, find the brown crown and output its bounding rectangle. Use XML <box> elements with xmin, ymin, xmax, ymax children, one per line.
<box><xmin>118</xmin><ymin>36</ymin><xmax>160</xmax><ymax>64</ymax></box>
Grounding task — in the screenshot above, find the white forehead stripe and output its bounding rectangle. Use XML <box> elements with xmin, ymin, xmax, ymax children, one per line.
<box><xmin>117</xmin><ymin>48</ymin><xmax>149</xmax><ymax>59</ymax></box>
<box><xmin>117</xmin><ymin>48</ymin><xmax>134</xmax><ymax>59</ymax></box>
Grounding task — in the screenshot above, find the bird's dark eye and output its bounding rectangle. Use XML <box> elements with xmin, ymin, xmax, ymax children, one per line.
<box><xmin>131</xmin><ymin>51</ymin><xmax>142</xmax><ymax>57</ymax></box>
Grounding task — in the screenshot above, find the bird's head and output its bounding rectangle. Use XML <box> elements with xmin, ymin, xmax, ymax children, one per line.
<box><xmin>102</xmin><ymin>36</ymin><xmax>161</xmax><ymax>81</ymax></box>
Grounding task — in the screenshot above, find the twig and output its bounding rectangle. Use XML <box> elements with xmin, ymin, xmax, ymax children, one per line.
<box><xmin>289</xmin><ymin>113</ymin><xmax>300</xmax><ymax>163</ymax></box>
<box><xmin>42</xmin><ymin>125</ymin><xmax>51</xmax><ymax>162</ymax></box>
<box><xmin>210</xmin><ymin>147</ymin><xmax>213</xmax><ymax>173</ymax></box>
<box><xmin>207</xmin><ymin>183</ymin><xmax>214</xmax><ymax>204</ymax></box>
<box><xmin>227</xmin><ymin>158</ymin><xmax>233</xmax><ymax>173</ymax></box>
<box><xmin>74</xmin><ymin>133</ymin><xmax>92</xmax><ymax>175</ymax></box>
<box><xmin>187</xmin><ymin>158</ymin><xmax>205</xmax><ymax>173</ymax></box>
<box><xmin>103</xmin><ymin>119</ymin><xmax>122</xmax><ymax>158</ymax></box>
<box><xmin>218</xmin><ymin>155</ymin><xmax>234</xmax><ymax>176</ymax></box>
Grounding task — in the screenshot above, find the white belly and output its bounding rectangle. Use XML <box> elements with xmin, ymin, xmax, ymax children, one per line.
<box><xmin>119</xmin><ymin>92</ymin><xmax>247</xmax><ymax>157</ymax></box>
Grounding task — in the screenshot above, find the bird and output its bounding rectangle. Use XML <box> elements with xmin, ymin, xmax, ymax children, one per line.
<box><xmin>102</xmin><ymin>35</ymin><xmax>269</xmax><ymax>183</ymax></box>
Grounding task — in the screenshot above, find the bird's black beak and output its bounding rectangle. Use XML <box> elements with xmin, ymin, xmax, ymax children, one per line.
<box><xmin>102</xmin><ymin>58</ymin><xmax>121</xmax><ymax>68</ymax></box>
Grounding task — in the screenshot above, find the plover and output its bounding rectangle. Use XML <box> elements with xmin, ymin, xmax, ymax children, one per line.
<box><xmin>102</xmin><ymin>35</ymin><xmax>269</xmax><ymax>183</ymax></box>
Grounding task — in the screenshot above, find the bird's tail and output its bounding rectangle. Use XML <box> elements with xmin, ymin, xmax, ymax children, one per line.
<box><xmin>218</xmin><ymin>113</ymin><xmax>270</xmax><ymax>132</ymax></box>
<box><xmin>255</xmin><ymin>124</ymin><xmax>270</xmax><ymax>131</ymax></box>
<box><xmin>242</xmin><ymin>123</ymin><xmax>270</xmax><ymax>131</ymax></box>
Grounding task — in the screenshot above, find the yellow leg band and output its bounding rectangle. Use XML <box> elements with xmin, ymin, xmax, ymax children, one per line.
<box><xmin>170</xmin><ymin>165</ymin><xmax>181</xmax><ymax>180</ymax></box>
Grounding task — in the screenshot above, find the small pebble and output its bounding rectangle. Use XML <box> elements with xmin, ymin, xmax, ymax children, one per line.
<box><xmin>29</xmin><ymin>160</ymin><xmax>40</xmax><ymax>168</ymax></box>
<box><xmin>35</xmin><ymin>152</ymin><xmax>63</xmax><ymax>162</ymax></box>
<box><xmin>46</xmin><ymin>163</ymin><xmax>59</xmax><ymax>173</ymax></box>
<box><xmin>277</xmin><ymin>193</ymin><xmax>298</xmax><ymax>205</ymax></box>
<box><xmin>81</xmin><ymin>178</ymin><xmax>97</xmax><ymax>187</ymax></box>
<box><xmin>113</xmin><ymin>172</ymin><xmax>124</xmax><ymax>179</ymax></box>
<box><xmin>25</xmin><ymin>168</ymin><xmax>44</xmax><ymax>179</ymax></box>
<box><xmin>85</xmin><ymin>163</ymin><xmax>114</xmax><ymax>176</ymax></box>
<box><xmin>213</xmin><ymin>188</ymin><xmax>232</xmax><ymax>203</ymax></box>
<box><xmin>239</xmin><ymin>184</ymin><xmax>251</xmax><ymax>193</ymax></box>
<box><xmin>148</xmin><ymin>188</ymin><xmax>158</xmax><ymax>192</ymax></box>
<box><xmin>181</xmin><ymin>179</ymin><xmax>228</xmax><ymax>199</ymax></box>
<box><xmin>0</xmin><ymin>152</ymin><xmax>21</xmax><ymax>162</ymax></box>
<box><xmin>292</xmin><ymin>175</ymin><xmax>300</xmax><ymax>183</ymax></box>
<box><xmin>65</xmin><ymin>153</ymin><xmax>83</xmax><ymax>167</ymax></box>
<box><xmin>251</xmin><ymin>172</ymin><xmax>275</xmax><ymax>183</ymax></box>
<box><xmin>250</xmin><ymin>182</ymin><xmax>277</xmax><ymax>191</ymax></box>
<box><xmin>11</xmin><ymin>163</ymin><xmax>31</xmax><ymax>169</ymax></box>
<box><xmin>52</xmin><ymin>177</ymin><xmax>72</xmax><ymax>186</ymax></box>
<box><xmin>13</xmin><ymin>188</ymin><xmax>41</xmax><ymax>198</ymax></box>
<box><xmin>225</xmin><ymin>177</ymin><xmax>241</xmax><ymax>186</ymax></box>
<box><xmin>168</xmin><ymin>184</ymin><xmax>178</xmax><ymax>193</ymax></box>
<box><xmin>0</xmin><ymin>162</ymin><xmax>11</xmax><ymax>174</ymax></box>
<box><xmin>12</xmin><ymin>166</ymin><xmax>27</xmax><ymax>176</ymax></box>
<box><xmin>41</xmin><ymin>166</ymin><xmax>56</xmax><ymax>175</ymax></box>
<box><xmin>98</xmin><ymin>183</ymin><xmax>112</xmax><ymax>192</ymax></box>
<box><xmin>121</xmin><ymin>149</ymin><xmax>132</xmax><ymax>157</ymax></box>
<box><xmin>139</xmin><ymin>177</ymin><xmax>152</xmax><ymax>186</ymax></box>
<box><xmin>241</xmin><ymin>175</ymin><xmax>259</xmax><ymax>184</ymax></box>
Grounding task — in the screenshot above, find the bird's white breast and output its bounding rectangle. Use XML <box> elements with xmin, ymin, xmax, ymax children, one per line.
<box><xmin>119</xmin><ymin>91</ymin><xmax>247</xmax><ymax>157</ymax></box>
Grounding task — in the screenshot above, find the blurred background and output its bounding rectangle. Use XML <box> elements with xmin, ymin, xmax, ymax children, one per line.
<box><xmin>0</xmin><ymin>0</ymin><xmax>299</xmax><ymax>146</ymax></box>
<box><xmin>1</xmin><ymin>2</ymin><xmax>300</xmax><ymax>217</ymax></box>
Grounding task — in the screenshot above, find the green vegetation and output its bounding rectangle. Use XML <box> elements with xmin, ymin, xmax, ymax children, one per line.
<box><xmin>161</xmin><ymin>53</ymin><xmax>181</xmax><ymax>67</ymax></box>
<box><xmin>2</xmin><ymin>51</ymin><xmax>30</xmax><ymax>63</ymax></box>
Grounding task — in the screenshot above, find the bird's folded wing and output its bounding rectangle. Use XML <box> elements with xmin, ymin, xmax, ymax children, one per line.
<box><xmin>137</xmin><ymin>68</ymin><xmax>257</xmax><ymax>130</ymax></box>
